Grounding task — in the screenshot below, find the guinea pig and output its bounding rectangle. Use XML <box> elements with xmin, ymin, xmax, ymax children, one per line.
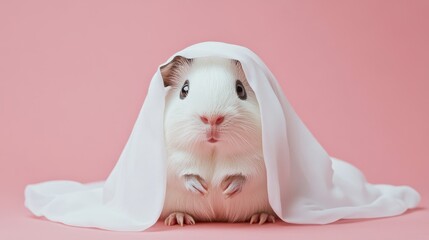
<box><xmin>160</xmin><ymin>56</ymin><xmax>276</xmax><ymax>226</ymax></box>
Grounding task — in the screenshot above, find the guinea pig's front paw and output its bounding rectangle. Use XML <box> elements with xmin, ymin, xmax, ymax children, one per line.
<box><xmin>220</xmin><ymin>174</ymin><xmax>246</xmax><ymax>198</ymax></box>
<box><xmin>183</xmin><ymin>174</ymin><xmax>208</xmax><ymax>196</ymax></box>
<box><xmin>164</xmin><ymin>212</ymin><xmax>196</xmax><ymax>226</ymax></box>
<box><xmin>249</xmin><ymin>212</ymin><xmax>276</xmax><ymax>224</ymax></box>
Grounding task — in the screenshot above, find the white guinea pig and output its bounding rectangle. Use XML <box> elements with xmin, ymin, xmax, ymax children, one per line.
<box><xmin>160</xmin><ymin>56</ymin><xmax>275</xmax><ymax>226</ymax></box>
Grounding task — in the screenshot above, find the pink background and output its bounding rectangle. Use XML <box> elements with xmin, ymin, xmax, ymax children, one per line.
<box><xmin>1</xmin><ymin>0</ymin><xmax>428</xmax><ymax>239</ymax></box>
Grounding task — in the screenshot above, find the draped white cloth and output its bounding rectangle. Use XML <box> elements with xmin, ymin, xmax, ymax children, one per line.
<box><xmin>25</xmin><ymin>42</ymin><xmax>420</xmax><ymax>231</ymax></box>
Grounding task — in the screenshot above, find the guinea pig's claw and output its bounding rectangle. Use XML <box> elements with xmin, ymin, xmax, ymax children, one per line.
<box><xmin>249</xmin><ymin>213</ymin><xmax>276</xmax><ymax>224</ymax></box>
<box><xmin>221</xmin><ymin>174</ymin><xmax>246</xmax><ymax>198</ymax></box>
<box><xmin>164</xmin><ymin>212</ymin><xmax>196</xmax><ymax>226</ymax></box>
<box><xmin>183</xmin><ymin>174</ymin><xmax>208</xmax><ymax>196</ymax></box>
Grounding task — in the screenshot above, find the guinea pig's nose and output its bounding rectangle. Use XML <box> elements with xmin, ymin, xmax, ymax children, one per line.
<box><xmin>200</xmin><ymin>115</ymin><xmax>225</xmax><ymax>125</ymax></box>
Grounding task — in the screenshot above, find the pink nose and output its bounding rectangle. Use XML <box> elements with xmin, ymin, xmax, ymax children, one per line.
<box><xmin>200</xmin><ymin>115</ymin><xmax>225</xmax><ymax>125</ymax></box>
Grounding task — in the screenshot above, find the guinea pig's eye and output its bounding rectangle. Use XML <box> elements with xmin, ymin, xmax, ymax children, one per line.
<box><xmin>236</xmin><ymin>80</ymin><xmax>247</xmax><ymax>100</ymax></box>
<box><xmin>180</xmin><ymin>80</ymin><xmax>189</xmax><ymax>99</ymax></box>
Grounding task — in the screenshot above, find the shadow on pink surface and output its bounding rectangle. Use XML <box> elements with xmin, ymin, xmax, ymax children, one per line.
<box><xmin>4</xmin><ymin>203</ymin><xmax>424</xmax><ymax>240</ymax></box>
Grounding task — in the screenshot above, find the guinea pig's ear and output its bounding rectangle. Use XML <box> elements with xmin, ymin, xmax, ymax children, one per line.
<box><xmin>233</xmin><ymin>59</ymin><xmax>243</xmax><ymax>70</ymax></box>
<box><xmin>233</xmin><ymin>59</ymin><xmax>246</xmax><ymax>80</ymax></box>
<box><xmin>160</xmin><ymin>56</ymin><xmax>192</xmax><ymax>87</ymax></box>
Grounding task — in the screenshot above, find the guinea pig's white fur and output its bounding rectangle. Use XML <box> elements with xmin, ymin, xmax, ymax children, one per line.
<box><xmin>161</xmin><ymin>56</ymin><xmax>274</xmax><ymax>224</ymax></box>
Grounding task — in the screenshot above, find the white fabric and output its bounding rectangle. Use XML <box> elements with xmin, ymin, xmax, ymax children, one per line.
<box><xmin>25</xmin><ymin>42</ymin><xmax>420</xmax><ymax>231</ymax></box>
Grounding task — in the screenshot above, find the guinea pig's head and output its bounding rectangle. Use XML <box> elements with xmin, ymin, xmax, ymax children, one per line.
<box><xmin>161</xmin><ymin>56</ymin><xmax>261</xmax><ymax>156</ymax></box>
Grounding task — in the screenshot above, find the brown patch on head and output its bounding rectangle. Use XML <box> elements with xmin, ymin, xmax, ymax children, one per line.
<box><xmin>160</xmin><ymin>56</ymin><xmax>193</xmax><ymax>87</ymax></box>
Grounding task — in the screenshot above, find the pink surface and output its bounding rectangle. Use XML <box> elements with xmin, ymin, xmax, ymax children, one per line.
<box><xmin>0</xmin><ymin>0</ymin><xmax>428</xmax><ymax>239</ymax></box>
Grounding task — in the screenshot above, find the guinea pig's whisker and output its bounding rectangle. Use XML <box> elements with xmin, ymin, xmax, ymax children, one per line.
<box><xmin>231</xmin><ymin>131</ymin><xmax>253</xmax><ymax>148</ymax></box>
<box><xmin>227</xmin><ymin>133</ymin><xmax>241</xmax><ymax>148</ymax></box>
